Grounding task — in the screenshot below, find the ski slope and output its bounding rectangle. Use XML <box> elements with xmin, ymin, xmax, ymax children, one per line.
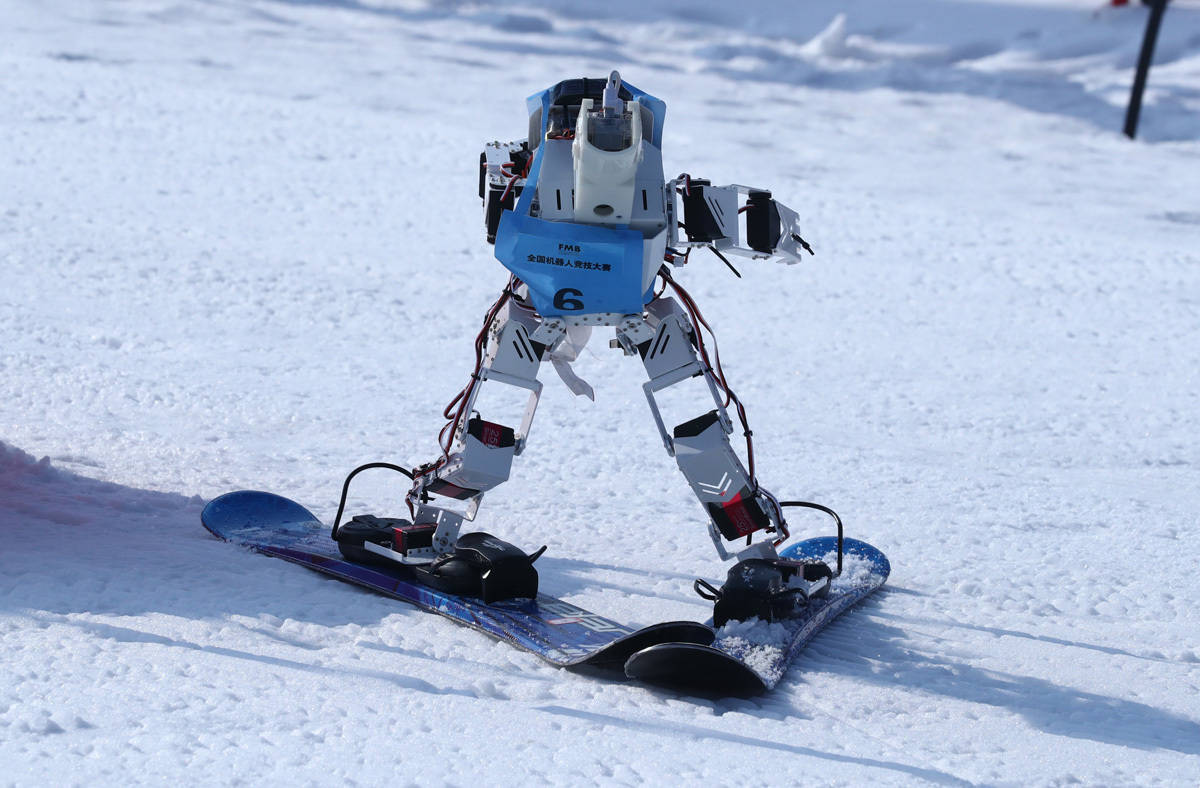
<box><xmin>3</xmin><ymin>0</ymin><xmax>1199</xmax><ymax>784</ymax></box>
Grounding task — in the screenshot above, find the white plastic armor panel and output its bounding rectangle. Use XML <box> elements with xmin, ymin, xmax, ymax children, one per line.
<box><xmin>572</xmin><ymin>98</ymin><xmax>643</xmax><ymax>226</ymax></box>
<box><xmin>532</xmin><ymin>139</ymin><xmax>575</xmax><ymax>223</ymax></box>
<box><xmin>628</xmin><ymin>144</ymin><xmax>667</xmax><ymax>237</ymax></box>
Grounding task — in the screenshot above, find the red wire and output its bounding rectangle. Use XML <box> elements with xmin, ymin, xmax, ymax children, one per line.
<box><xmin>500</xmin><ymin>171</ymin><xmax>520</xmax><ymax>203</ymax></box>
<box><xmin>497</xmin><ymin>153</ymin><xmax>533</xmax><ymax>203</ymax></box>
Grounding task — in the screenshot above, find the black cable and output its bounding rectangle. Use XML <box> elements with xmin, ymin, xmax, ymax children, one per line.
<box><xmin>778</xmin><ymin>501</ymin><xmax>843</xmax><ymax>576</ymax></box>
<box><xmin>331</xmin><ymin>462</ymin><xmax>414</xmax><ymax>540</ymax></box>
<box><xmin>790</xmin><ymin>233</ymin><xmax>815</xmax><ymax>256</ymax></box>
<box><xmin>708</xmin><ymin>245</ymin><xmax>742</xmax><ymax>278</ymax></box>
<box><xmin>1124</xmin><ymin>0</ymin><xmax>1170</xmax><ymax>139</ymax></box>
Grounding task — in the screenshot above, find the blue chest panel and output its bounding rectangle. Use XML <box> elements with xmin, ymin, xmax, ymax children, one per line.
<box><xmin>493</xmin><ymin>81</ymin><xmax>665</xmax><ymax>319</ymax></box>
<box><xmin>495</xmin><ymin>212</ymin><xmax>649</xmax><ymax>316</ymax></box>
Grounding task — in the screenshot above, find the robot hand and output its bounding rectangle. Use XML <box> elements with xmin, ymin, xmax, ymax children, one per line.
<box><xmin>670</xmin><ymin>176</ymin><xmax>814</xmax><ymax>265</ymax></box>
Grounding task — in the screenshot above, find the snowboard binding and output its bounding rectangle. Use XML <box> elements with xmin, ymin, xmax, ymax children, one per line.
<box><xmin>413</xmin><ymin>532</ymin><xmax>546</xmax><ymax>603</ymax></box>
<box><xmin>333</xmin><ymin>514</ymin><xmax>435</xmax><ymax>564</ymax></box>
<box><xmin>694</xmin><ymin>500</ymin><xmax>846</xmax><ymax>627</ymax></box>
<box><xmin>334</xmin><ymin>514</ymin><xmax>545</xmax><ymax>603</ymax></box>
<box><xmin>695</xmin><ymin>557</ymin><xmax>833</xmax><ymax>628</ymax></box>
<box><xmin>330</xmin><ymin>464</ymin><xmax>546</xmax><ymax>603</ymax></box>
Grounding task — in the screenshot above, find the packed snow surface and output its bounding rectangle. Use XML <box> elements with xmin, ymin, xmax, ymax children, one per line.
<box><xmin>3</xmin><ymin>0</ymin><xmax>1200</xmax><ymax>784</ymax></box>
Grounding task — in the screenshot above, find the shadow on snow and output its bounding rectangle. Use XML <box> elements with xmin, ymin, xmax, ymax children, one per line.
<box><xmin>796</xmin><ymin>594</ymin><xmax>1200</xmax><ymax>757</ymax></box>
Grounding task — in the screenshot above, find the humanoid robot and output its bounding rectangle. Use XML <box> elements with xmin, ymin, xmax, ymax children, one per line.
<box><xmin>333</xmin><ymin>73</ymin><xmax>835</xmax><ymax>623</ymax></box>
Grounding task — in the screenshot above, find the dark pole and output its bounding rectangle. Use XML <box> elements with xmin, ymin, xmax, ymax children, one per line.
<box><xmin>1123</xmin><ymin>0</ymin><xmax>1170</xmax><ymax>139</ymax></box>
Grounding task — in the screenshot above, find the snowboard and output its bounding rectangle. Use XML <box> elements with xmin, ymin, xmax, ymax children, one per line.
<box><xmin>624</xmin><ymin>536</ymin><xmax>890</xmax><ymax>695</ymax></box>
<box><xmin>201</xmin><ymin>490</ymin><xmax>713</xmax><ymax>668</ymax></box>
<box><xmin>202</xmin><ymin>490</ymin><xmax>888</xmax><ymax>695</ymax></box>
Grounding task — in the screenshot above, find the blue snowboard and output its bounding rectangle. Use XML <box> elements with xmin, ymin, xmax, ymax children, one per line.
<box><xmin>624</xmin><ymin>537</ymin><xmax>890</xmax><ymax>695</ymax></box>
<box><xmin>201</xmin><ymin>490</ymin><xmax>713</xmax><ymax>669</ymax></box>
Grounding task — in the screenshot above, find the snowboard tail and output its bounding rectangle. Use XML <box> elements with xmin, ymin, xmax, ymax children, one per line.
<box><xmin>625</xmin><ymin>536</ymin><xmax>890</xmax><ymax>694</ymax></box>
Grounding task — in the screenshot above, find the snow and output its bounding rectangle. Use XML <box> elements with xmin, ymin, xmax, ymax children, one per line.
<box><xmin>3</xmin><ymin>0</ymin><xmax>1199</xmax><ymax>783</ymax></box>
<box><xmin>713</xmin><ymin>619</ymin><xmax>794</xmax><ymax>685</ymax></box>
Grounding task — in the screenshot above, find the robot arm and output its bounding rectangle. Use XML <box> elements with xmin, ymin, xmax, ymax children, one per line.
<box><xmin>669</xmin><ymin>177</ymin><xmax>814</xmax><ymax>264</ymax></box>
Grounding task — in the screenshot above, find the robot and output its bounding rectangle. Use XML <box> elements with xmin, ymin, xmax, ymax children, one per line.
<box><xmin>332</xmin><ymin>73</ymin><xmax>837</xmax><ymax>623</ymax></box>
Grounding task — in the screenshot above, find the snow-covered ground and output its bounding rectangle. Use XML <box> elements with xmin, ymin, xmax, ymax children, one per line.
<box><xmin>3</xmin><ymin>0</ymin><xmax>1199</xmax><ymax>784</ymax></box>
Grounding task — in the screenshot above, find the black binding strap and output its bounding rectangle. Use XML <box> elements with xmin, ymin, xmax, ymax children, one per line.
<box><xmin>331</xmin><ymin>462</ymin><xmax>414</xmax><ymax>540</ymax></box>
<box><xmin>779</xmin><ymin>500</ymin><xmax>843</xmax><ymax>576</ymax></box>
